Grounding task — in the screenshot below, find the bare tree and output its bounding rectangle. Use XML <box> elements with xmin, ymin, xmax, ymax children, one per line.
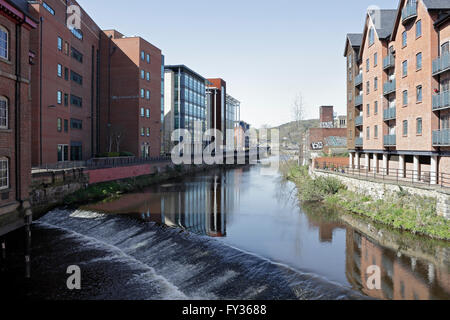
<box><xmin>292</xmin><ymin>93</ymin><xmax>306</xmax><ymax>166</ymax></box>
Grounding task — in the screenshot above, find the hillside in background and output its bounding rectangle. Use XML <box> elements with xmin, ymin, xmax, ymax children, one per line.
<box><xmin>273</xmin><ymin>119</ymin><xmax>319</xmax><ymax>144</ymax></box>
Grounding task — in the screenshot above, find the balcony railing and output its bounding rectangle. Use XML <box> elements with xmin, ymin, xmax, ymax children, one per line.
<box><xmin>383</xmin><ymin>107</ymin><xmax>396</xmax><ymax>120</ymax></box>
<box><xmin>401</xmin><ymin>3</ymin><xmax>417</xmax><ymax>24</ymax></box>
<box><xmin>384</xmin><ymin>134</ymin><xmax>396</xmax><ymax>146</ymax></box>
<box><xmin>355</xmin><ymin>95</ymin><xmax>363</xmax><ymax>106</ymax></box>
<box><xmin>355</xmin><ymin>116</ymin><xmax>363</xmax><ymax>126</ymax></box>
<box><xmin>432</xmin><ymin>53</ymin><xmax>450</xmax><ymax>76</ymax></box>
<box><xmin>433</xmin><ymin>130</ymin><xmax>450</xmax><ymax>146</ymax></box>
<box><xmin>383</xmin><ymin>54</ymin><xmax>395</xmax><ymax>70</ymax></box>
<box><xmin>355</xmin><ymin>137</ymin><xmax>363</xmax><ymax>147</ymax></box>
<box><xmin>355</xmin><ymin>73</ymin><xmax>363</xmax><ymax>86</ymax></box>
<box><xmin>383</xmin><ymin>80</ymin><xmax>396</xmax><ymax>95</ymax></box>
<box><xmin>432</xmin><ymin>91</ymin><xmax>450</xmax><ymax>111</ymax></box>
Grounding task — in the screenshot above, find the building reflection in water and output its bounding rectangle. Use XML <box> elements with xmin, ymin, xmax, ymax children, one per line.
<box><xmin>345</xmin><ymin>229</ymin><xmax>450</xmax><ymax>300</ymax></box>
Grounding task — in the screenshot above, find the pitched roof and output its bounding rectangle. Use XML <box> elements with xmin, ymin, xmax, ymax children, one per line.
<box><xmin>371</xmin><ymin>9</ymin><xmax>398</xmax><ymax>39</ymax></box>
<box><xmin>344</xmin><ymin>33</ymin><xmax>362</xmax><ymax>56</ymax></box>
<box><xmin>423</xmin><ymin>0</ymin><xmax>450</xmax><ymax>9</ymax></box>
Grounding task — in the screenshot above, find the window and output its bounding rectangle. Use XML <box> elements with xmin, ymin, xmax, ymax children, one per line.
<box><xmin>70</xmin><ymin>142</ymin><xmax>82</xmax><ymax>161</ymax></box>
<box><xmin>70</xmin><ymin>28</ymin><xmax>83</xmax><ymax>40</ymax></box>
<box><xmin>0</xmin><ymin>96</ymin><xmax>7</xmax><ymax>129</ymax></box>
<box><xmin>146</xmin><ymin>108</ymin><xmax>150</xmax><ymax>118</ymax></box>
<box><xmin>367</xmin><ymin>104</ymin><xmax>370</xmax><ymax>116</ymax></box>
<box><xmin>369</xmin><ymin>27</ymin><xmax>374</xmax><ymax>46</ymax></box>
<box><xmin>140</xmin><ymin>107</ymin><xmax>145</xmax><ymax>117</ymax></box>
<box><xmin>416</xmin><ymin>85</ymin><xmax>422</xmax><ymax>102</ymax></box>
<box><xmin>402</xmin><ymin>31</ymin><xmax>407</xmax><ymax>47</ymax></box>
<box><xmin>403</xmin><ymin>90</ymin><xmax>408</xmax><ymax>105</ymax></box>
<box><xmin>374</xmin><ymin>53</ymin><xmax>378</xmax><ymax>67</ymax></box>
<box><xmin>349</xmin><ymin>91</ymin><xmax>352</xmax><ymax>102</ymax></box>
<box><xmin>140</xmin><ymin>89</ymin><xmax>145</xmax><ymax>98</ymax></box>
<box><xmin>43</xmin><ymin>2</ymin><xmax>55</xmax><ymax>15</ymax></box>
<box><xmin>146</xmin><ymin>128</ymin><xmax>150</xmax><ymax>137</ymax></box>
<box><xmin>442</xmin><ymin>42</ymin><xmax>450</xmax><ymax>55</ymax></box>
<box><xmin>57</xmin><ymin>64</ymin><xmax>62</xmax><ymax>77</ymax></box>
<box><xmin>348</xmin><ymin>54</ymin><xmax>352</xmax><ymax>69</ymax></box>
<box><xmin>416</xmin><ymin>118</ymin><xmax>422</xmax><ymax>134</ymax></box>
<box><xmin>0</xmin><ymin>26</ymin><xmax>8</xmax><ymax>59</ymax></box>
<box><xmin>366</xmin><ymin>127</ymin><xmax>370</xmax><ymax>140</ymax></box>
<box><xmin>141</xmin><ymin>128</ymin><xmax>145</xmax><ymax>136</ymax></box>
<box><xmin>141</xmin><ymin>51</ymin><xmax>145</xmax><ymax>60</ymax></box>
<box><xmin>146</xmin><ymin>90</ymin><xmax>150</xmax><ymax>100</ymax></box>
<box><xmin>64</xmin><ymin>119</ymin><xmax>68</xmax><ymax>133</ymax></box>
<box><xmin>64</xmin><ymin>42</ymin><xmax>69</xmax><ymax>55</ymax></box>
<box><xmin>146</xmin><ymin>54</ymin><xmax>150</xmax><ymax>64</ymax></box>
<box><xmin>366</xmin><ymin>81</ymin><xmax>370</xmax><ymax>94</ymax></box>
<box><xmin>0</xmin><ymin>157</ymin><xmax>8</xmax><ymax>189</ymax></box>
<box><xmin>57</xmin><ymin>37</ymin><xmax>62</xmax><ymax>51</ymax></box>
<box><xmin>64</xmin><ymin>67</ymin><xmax>69</xmax><ymax>81</ymax></box>
<box><xmin>57</xmin><ymin>145</ymin><xmax>69</xmax><ymax>162</ymax></box>
<box><xmin>403</xmin><ymin>120</ymin><xmax>408</xmax><ymax>136</ymax></box>
<box><xmin>141</xmin><ymin>70</ymin><xmax>145</xmax><ymax>79</ymax></box>
<box><xmin>57</xmin><ymin>91</ymin><xmax>62</xmax><ymax>104</ymax></box>
<box><xmin>70</xmin><ymin>94</ymin><xmax>82</xmax><ymax>107</ymax></box>
<box><xmin>71</xmin><ymin>71</ymin><xmax>83</xmax><ymax>85</ymax></box>
<box><xmin>416</xmin><ymin>20</ymin><xmax>422</xmax><ymax>38</ymax></box>
<box><xmin>57</xmin><ymin>118</ymin><xmax>62</xmax><ymax>132</ymax></box>
<box><xmin>366</xmin><ymin>59</ymin><xmax>370</xmax><ymax>72</ymax></box>
<box><xmin>146</xmin><ymin>72</ymin><xmax>150</xmax><ymax>81</ymax></box>
<box><xmin>402</xmin><ymin>60</ymin><xmax>408</xmax><ymax>77</ymax></box>
<box><xmin>374</xmin><ymin>125</ymin><xmax>378</xmax><ymax>138</ymax></box>
<box><xmin>416</xmin><ymin>52</ymin><xmax>422</xmax><ymax>70</ymax></box>
<box><xmin>374</xmin><ymin>101</ymin><xmax>378</xmax><ymax>114</ymax></box>
<box><xmin>374</xmin><ymin>77</ymin><xmax>378</xmax><ymax>91</ymax></box>
<box><xmin>70</xmin><ymin>119</ymin><xmax>83</xmax><ymax>130</ymax></box>
<box><xmin>71</xmin><ymin>47</ymin><xmax>83</xmax><ymax>63</ymax></box>
<box><xmin>64</xmin><ymin>93</ymin><xmax>68</xmax><ymax>106</ymax></box>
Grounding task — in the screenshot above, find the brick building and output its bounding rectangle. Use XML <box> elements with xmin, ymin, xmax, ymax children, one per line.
<box><xmin>0</xmin><ymin>0</ymin><xmax>36</xmax><ymax>235</ymax></box>
<box><xmin>28</xmin><ymin>0</ymin><xmax>101</xmax><ymax>165</ymax></box>
<box><xmin>99</xmin><ymin>30</ymin><xmax>162</xmax><ymax>158</ymax></box>
<box><xmin>345</xmin><ymin>0</ymin><xmax>450</xmax><ymax>184</ymax></box>
<box><xmin>206</xmin><ymin>78</ymin><xmax>227</xmax><ymax>149</ymax></box>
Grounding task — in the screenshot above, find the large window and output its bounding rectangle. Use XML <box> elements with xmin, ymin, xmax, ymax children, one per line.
<box><xmin>416</xmin><ymin>20</ymin><xmax>422</xmax><ymax>38</ymax></box>
<box><xmin>57</xmin><ymin>145</ymin><xmax>69</xmax><ymax>162</ymax></box>
<box><xmin>0</xmin><ymin>96</ymin><xmax>7</xmax><ymax>129</ymax></box>
<box><xmin>0</xmin><ymin>157</ymin><xmax>8</xmax><ymax>190</ymax></box>
<box><xmin>71</xmin><ymin>47</ymin><xmax>83</xmax><ymax>63</ymax></box>
<box><xmin>70</xmin><ymin>118</ymin><xmax>83</xmax><ymax>130</ymax></box>
<box><xmin>70</xmin><ymin>71</ymin><xmax>83</xmax><ymax>85</ymax></box>
<box><xmin>0</xmin><ymin>25</ymin><xmax>8</xmax><ymax>60</ymax></box>
<box><xmin>70</xmin><ymin>94</ymin><xmax>82</xmax><ymax>107</ymax></box>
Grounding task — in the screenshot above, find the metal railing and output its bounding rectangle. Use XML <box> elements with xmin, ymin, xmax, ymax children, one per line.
<box><xmin>355</xmin><ymin>73</ymin><xmax>363</xmax><ymax>86</ymax></box>
<box><xmin>432</xmin><ymin>91</ymin><xmax>450</xmax><ymax>111</ymax></box>
<box><xmin>384</xmin><ymin>134</ymin><xmax>396</xmax><ymax>146</ymax></box>
<box><xmin>355</xmin><ymin>116</ymin><xmax>363</xmax><ymax>126</ymax></box>
<box><xmin>383</xmin><ymin>54</ymin><xmax>395</xmax><ymax>70</ymax></box>
<box><xmin>315</xmin><ymin>163</ymin><xmax>450</xmax><ymax>189</ymax></box>
<box><xmin>355</xmin><ymin>95</ymin><xmax>363</xmax><ymax>106</ymax></box>
<box><xmin>433</xmin><ymin>130</ymin><xmax>450</xmax><ymax>146</ymax></box>
<box><xmin>432</xmin><ymin>53</ymin><xmax>450</xmax><ymax>76</ymax></box>
<box><xmin>401</xmin><ymin>3</ymin><xmax>417</xmax><ymax>24</ymax></box>
<box><xmin>383</xmin><ymin>107</ymin><xmax>396</xmax><ymax>120</ymax></box>
<box><xmin>383</xmin><ymin>80</ymin><xmax>396</xmax><ymax>95</ymax></box>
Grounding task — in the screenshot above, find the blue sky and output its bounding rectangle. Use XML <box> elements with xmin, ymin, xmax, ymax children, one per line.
<box><xmin>78</xmin><ymin>0</ymin><xmax>398</xmax><ymax>128</ymax></box>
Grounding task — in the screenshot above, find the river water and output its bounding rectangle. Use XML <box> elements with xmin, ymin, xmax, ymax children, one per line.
<box><xmin>1</xmin><ymin>159</ymin><xmax>449</xmax><ymax>300</ymax></box>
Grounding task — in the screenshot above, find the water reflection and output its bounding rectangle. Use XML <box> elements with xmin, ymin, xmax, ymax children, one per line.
<box><xmin>85</xmin><ymin>165</ymin><xmax>450</xmax><ymax>300</ymax></box>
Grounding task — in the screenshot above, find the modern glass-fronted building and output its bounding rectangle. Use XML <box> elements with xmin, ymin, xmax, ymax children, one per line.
<box><xmin>164</xmin><ymin>65</ymin><xmax>207</xmax><ymax>154</ymax></box>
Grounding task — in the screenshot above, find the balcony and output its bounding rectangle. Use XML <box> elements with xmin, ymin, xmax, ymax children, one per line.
<box><xmin>383</xmin><ymin>80</ymin><xmax>396</xmax><ymax>96</ymax></box>
<box><xmin>355</xmin><ymin>95</ymin><xmax>363</xmax><ymax>106</ymax></box>
<box><xmin>355</xmin><ymin>116</ymin><xmax>363</xmax><ymax>126</ymax></box>
<box><xmin>355</xmin><ymin>73</ymin><xmax>363</xmax><ymax>86</ymax></box>
<box><xmin>432</xmin><ymin>53</ymin><xmax>450</xmax><ymax>76</ymax></box>
<box><xmin>383</xmin><ymin>54</ymin><xmax>395</xmax><ymax>70</ymax></box>
<box><xmin>401</xmin><ymin>3</ymin><xmax>417</xmax><ymax>25</ymax></box>
<box><xmin>433</xmin><ymin>130</ymin><xmax>450</xmax><ymax>146</ymax></box>
<box><xmin>384</xmin><ymin>135</ymin><xmax>396</xmax><ymax>147</ymax></box>
<box><xmin>355</xmin><ymin>137</ymin><xmax>363</xmax><ymax>147</ymax></box>
<box><xmin>383</xmin><ymin>107</ymin><xmax>396</xmax><ymax>120</ymax></box>
<box><xmin>432</xmin><ymin>91</ymin><xmax>450</xmax><ymax>111</ymax></box>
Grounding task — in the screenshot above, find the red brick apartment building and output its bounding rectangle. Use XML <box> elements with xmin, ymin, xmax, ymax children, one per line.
<box><xmin>99</xmin><ymin>30</ymin><xmax>162</xmax><ymax>158</ymax></box>
<box><xmin>345</xmin><ymin>0</ymin><xmax>450</xmax><ymax>185</ymax></box>
<box><xmin>0</xmin><ymin>0</ymin><xmax>36</xmax><ymax>235</ymax></box>
<box><xmin>28</xmin><ymin>0</ymin><xmax>101</xmax><ymax>166</ymax></box>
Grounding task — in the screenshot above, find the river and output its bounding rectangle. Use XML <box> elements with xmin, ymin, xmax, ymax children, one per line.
<box><xmin>1</xmin><ymin>158</ymin><xmax>449</xmax><ymax>300</ymax></box>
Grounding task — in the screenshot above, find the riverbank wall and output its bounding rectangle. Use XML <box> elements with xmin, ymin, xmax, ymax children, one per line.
<box><xmin>312</xmin><ymin>169</ymin><xmax>450</xmax><ymax>219</ymax></box>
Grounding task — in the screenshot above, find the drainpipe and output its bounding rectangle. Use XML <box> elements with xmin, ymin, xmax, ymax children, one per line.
<box><xmin>39</xmin><ymin>17</ymin><xmax>43</xmax><ymax>165</ymax></box>
<box><xmin>15</xmin><ymin>22</ymin><xmax>23</xmax><ymax>202</ymax></box>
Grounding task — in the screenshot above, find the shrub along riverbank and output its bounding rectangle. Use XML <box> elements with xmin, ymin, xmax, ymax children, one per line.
<box><xmin>284</xmin><ymin>165</ymin><xmax>450</xmax><ymax>241</ymax></box>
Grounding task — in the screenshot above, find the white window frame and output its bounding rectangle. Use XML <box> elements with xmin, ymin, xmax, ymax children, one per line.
<box><xmin>0</xmin><ymin>96</ymin><xmax>8</xmax><ymax>129</ymax></box>
<box><xmin>0</xmin><ymin>25</ymin><xmax>8</xmax><ymax>60</ymax></box>
<box><xmin>0</xmin><ymin>157</ymin><xmax>9</xmax><ymax>190</ymax></box>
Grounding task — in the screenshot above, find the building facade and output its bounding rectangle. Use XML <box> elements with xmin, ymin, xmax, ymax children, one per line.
<box><xmin>99</xmin><ymin>30</ymin><xmax>162</xmax><ymax>158</ymax></box>
<box><xmin>28</xmin><ymin>0</ymin><xmax>101</xmax><ymax>165</ymax></box>
<box><xmin>346</xmin><ymin>0</ymin><xmax>450</xmax><ymax>185</ymax></box>
<box><xmin>163</xmin><ymin>65</ymin><xmax>207</xmax><ymax>155</ymax></box>
<box><xmin>0</xmin><ymin>0</ymin><xmax>36</xmax><ymax>235</ymax></box>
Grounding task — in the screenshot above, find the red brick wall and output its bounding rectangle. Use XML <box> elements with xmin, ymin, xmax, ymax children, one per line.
<box><xmin>86</xmin><ymin>162</ymin><xmax>169</xmax><ymax>184</ymax></box>
<box><xmin>307</xmin><ymin>128</ymin><xmax>347</xmax><ymax>153</ymax></box>
<box><xmin>314</xmin><ymin>157</ymin><xmax>349</xmax><ymax>169</ymax></box>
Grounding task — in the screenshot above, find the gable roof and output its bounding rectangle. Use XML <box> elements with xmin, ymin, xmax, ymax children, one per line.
<box><xmin>359</xmin><ymin>9</ymin><xmax>397</xmax><ymax>59</ymax></box>
<box><xmin>343</xmin><ymin>33</ymin><xmax>363</xmax><ymax>56</ymax></box>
